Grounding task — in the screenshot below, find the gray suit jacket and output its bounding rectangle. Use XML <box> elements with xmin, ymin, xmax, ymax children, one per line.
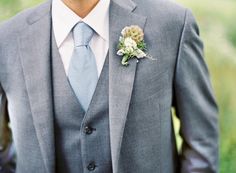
<box><xmin>0</xmin><ymin>0</ymin><xmax>218</xmax><ymax>172</ymax></box>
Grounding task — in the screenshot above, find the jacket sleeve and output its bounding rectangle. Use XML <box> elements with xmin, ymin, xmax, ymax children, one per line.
<box><xmin>173</xmin><ymin>9</ymin><xmax>219</xmax><ymax>173</ymax></box>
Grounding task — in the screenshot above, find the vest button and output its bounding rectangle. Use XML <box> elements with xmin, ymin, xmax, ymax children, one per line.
<box><xmin>87</xmin><ymin>162</ymin><xmax>96</xmax><ymax>171</ymax></box>
<box><xmin>84</xmin><ymin>126</ymin><xmax>94</xmax><ymax>135</ymax></box>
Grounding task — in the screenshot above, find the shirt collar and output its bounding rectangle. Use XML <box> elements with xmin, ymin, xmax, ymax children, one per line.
<box><xmin>52</xmin><ymin>0</ymin><xmax>110</xmax><ymax>48</ymax></box>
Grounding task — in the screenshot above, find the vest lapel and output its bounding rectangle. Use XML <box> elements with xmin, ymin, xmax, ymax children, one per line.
<box><xmin>17</xmin><ymin>2</ymin><xmax>55</xmax><ymax>173</ymax></box>
<box><xmin>109</xmin><ymin>0</ymin><xmax>147</xmax><ymax>172</ymax></box>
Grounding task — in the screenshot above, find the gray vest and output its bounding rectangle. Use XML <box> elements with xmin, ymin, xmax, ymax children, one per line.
<box><xmin>51</xmin><ymin>34</ymin><xmax>112</xmax><ymax>173</ymax></box>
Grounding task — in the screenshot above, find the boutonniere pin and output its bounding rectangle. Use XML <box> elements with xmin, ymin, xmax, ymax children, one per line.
<box><xmin>117</xmin><ymin>25</ymin><xmax>152</xmax><ymax>66</ymax></box>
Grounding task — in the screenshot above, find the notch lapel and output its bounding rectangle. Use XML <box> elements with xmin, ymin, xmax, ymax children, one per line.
<box><xmin>109</xmin><ymin>0</ymin><xmax>147</xmax><ymax>172</ymax></box>
<box><xmin>18</xmin><ymin>2</ymin><xmax>55</xmax><ymax>173</ymax></box>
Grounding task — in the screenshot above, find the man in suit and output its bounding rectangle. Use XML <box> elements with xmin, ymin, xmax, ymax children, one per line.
<box><xmin>0</xmin><ymin>0</ymin><xmax>219</xmax><ymax>172</ymax></box>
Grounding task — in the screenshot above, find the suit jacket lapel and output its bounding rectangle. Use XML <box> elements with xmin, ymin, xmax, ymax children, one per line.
<box><xmin>18</xmin><ymin>2</ymin><xmax>55</xmax><ymax>173</ymax></box>
<box><xmin>109</xmin><ymin>0</ymin><xmax>147</xmax><ymax>172</ymax></box>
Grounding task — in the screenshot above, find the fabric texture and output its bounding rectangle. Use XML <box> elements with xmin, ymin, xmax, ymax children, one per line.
<box><xmin>51</xmin><ymin>31</ymin><xmax>112</xmax><ymax>173</ymax></box>
<box><xmin>0</xmin><ymin>0</ymin><xmax>219</xmax><ymax>173</ymax></box>
<box><xmin>68</xmin><ymin>22</ymin><xmax>98</xmax><ymax>111</ymax></box>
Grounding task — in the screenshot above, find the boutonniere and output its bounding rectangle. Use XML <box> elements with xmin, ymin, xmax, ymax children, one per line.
<box><xmin>117</xmin><ymin>25</ymin><xmax>151</xmax><ymax>66</ymax></box>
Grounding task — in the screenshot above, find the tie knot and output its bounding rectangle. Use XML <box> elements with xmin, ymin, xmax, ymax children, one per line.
<box><xmin>73</xmin><ymin>22</ymin><xmax>94</xmax><ymax>47</ymax></box>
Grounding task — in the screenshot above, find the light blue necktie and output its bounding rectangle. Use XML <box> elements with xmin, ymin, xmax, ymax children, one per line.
<box><xmin>68</xmin><ymin>22</ymin><xmax>98</xmax><ymax>111</ymax></box>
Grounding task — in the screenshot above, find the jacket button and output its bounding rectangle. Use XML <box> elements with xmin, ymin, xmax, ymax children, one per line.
<box><xmin>84</xmin><ymin>126</ymin><xmax>94</xmax><ymax>135</ymax></box>
<box><xmin>87</xmin><ymin>162</ymin><xmax>96</xmax><ymax>171</ymax></box>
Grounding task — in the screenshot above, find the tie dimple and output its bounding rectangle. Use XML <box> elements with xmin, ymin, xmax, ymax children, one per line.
<box><xmin>73</xmin><ymin>22</ymin><xmax>94</xmax><ymax>47</ymax></box>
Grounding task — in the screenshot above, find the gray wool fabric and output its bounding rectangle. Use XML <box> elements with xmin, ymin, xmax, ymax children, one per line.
<box><xmin>0</xmin><ymin>0</ymin><xmax>219</xmax><ymax>173</ymax></box>
<box><xmin>51</xmin><ymin>31</ymin><xmax>112</xmax><ymax>173</ymax></box>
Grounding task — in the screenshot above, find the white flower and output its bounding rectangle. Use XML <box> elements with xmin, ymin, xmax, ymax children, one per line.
<box><xmin>124</xmin><ymin>37</ymin><xmax>137</xmax><ymax>48</ymax></box>
<box><xmin>117</xmin><ymin>49</ymin><xmax>125</xmax><ymax>56</ymax></box>
<box><xmin>121</xmin><ymin>27</ymin><xmax>129</xmax><ymax>36</ymax></box>
<box><xmin>125</xmin><ymin>47</ymin><xmax>134</xmax><ymax>53</ymax></box>
<box><xmin>119</xmin><ymin>36</ymin><xmax>124</xmax><ymax>42</ymax></box>
<box><xmin>135</xmin><ymin>49</ymin><xmax>147</xmax><ymax>59</ymax></box>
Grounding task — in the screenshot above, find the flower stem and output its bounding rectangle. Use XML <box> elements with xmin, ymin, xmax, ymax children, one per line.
<box><xmin>121</xmin><ymin>56</ymin><xmax>129</xmax><ymax>66</ymax></box>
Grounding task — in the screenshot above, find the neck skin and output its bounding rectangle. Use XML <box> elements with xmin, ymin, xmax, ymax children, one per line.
<box><xmin>62</xmin><ymin>0</ymin><xmax>100</xmax><ymax>18</ymax></box>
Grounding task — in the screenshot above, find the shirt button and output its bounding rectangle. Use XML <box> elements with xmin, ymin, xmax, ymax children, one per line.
<box><xmin>87</xmin><ymin>162</ymin><xmax>96</xmax><ymax>171</ymax></box>
<box><xmin>84</xmin><ymin>126</ymin><xmax>94</xmax><ymax>135</ymax></box>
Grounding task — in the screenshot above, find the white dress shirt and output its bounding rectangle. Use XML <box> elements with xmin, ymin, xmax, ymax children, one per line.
<box><xmin>52</xmin><ymin>0</ymin><xmax>110</xmax><ymax>77</ymax></box>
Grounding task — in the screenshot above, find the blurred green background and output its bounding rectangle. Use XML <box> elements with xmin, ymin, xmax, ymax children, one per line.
<box><xmin>0</xmin><ymin>0</ymin><xmax>236</xmax><ymax>172</ymax></box>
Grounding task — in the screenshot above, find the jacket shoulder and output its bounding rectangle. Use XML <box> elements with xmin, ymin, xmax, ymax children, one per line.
<box><xmin>0</xmin><ymin>1</ymin><xmax>50</xmax><ymax>40</ymax></box>
<box><xmin>135</xmin><ymin>0</ymin><xmax>187</xmax><ymax>14</ymax></box>
<box><xmin>134</xmin><ymin>0</ymin><xmax>188</xmax><ymax>25</ymax></box>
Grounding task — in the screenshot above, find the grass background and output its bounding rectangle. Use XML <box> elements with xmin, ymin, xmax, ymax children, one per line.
<box><xmin>0</xmin><ymin>0</ymin><xmax>236</xmax><ymax>172</ymax></box>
